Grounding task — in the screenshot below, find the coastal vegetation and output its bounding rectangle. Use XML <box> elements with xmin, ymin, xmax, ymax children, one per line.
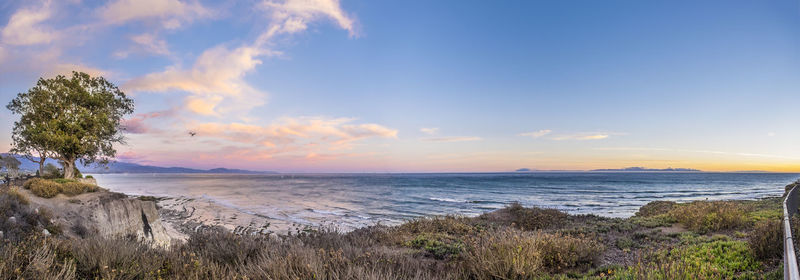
<box><xmin>22</xmin><ymin>178</ymin><xmax>100</xmax><ymax>198</ymax></box>
<box><xmin>6</xmin><ymin>71</ymin><xmax>133</xmax><ymax>179</ymax></box>
<box><xmin>0</xmin><ymin>180</ymin><xmax>790</xmax><ymax>279</ymax></box>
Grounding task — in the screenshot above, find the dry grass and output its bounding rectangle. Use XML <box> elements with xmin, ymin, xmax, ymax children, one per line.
<box><xmin>465</xmin><ymin>228</ymin><xmax>603</xmax><ymax>278</ymax></box>
<box><xmin>23</xmin><ymin>178</ymin><xmax>99</xmax><ymax>198</ymax></box>
<box><xmin>748</xmin><ymin>219</ymin><xmax>782</xmax><ymax>261</ymax></box>
<box><xmin>668</xmin><ymin>201</ymin><xmax>749</xmax><ymax>234</ymax></box>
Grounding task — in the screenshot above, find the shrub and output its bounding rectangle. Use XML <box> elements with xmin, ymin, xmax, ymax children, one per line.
<box><xmin>42</xmin><ymin>163</ymin><xmax>62</xmax><ymax>179</ymax></box>
<box><xmin>85</xmin><ymin>175</ymin><xmax>94</xmax><ymax>179</ymax></box>
<box><xmin>186</xmin><ymin>230</ymin><xmax>267</xmax><ymax>266</ymax></box>
<box><xmin>60</xmin><ymin>182</ymin><xmax>98</xmax><ymax>196</ymax></box>
<box><xmin>23</xmin><ymin>177</ymin><xmax>46</xmax><ymax>189</ymax></box>
<box><xmin>406</xmin><ymin>233</ymin><xmax>464</xmax><ymax>259</ymax></box>
<box><xmin>616</xmin><ymin>237</ymin><xmax>635</xmax><ymax>250</ymax></box>
<box><xmin>24</xmin><ymin>178</ymin><xmax>99</xmax><ymax>198</ymax></box>
<box><xmin>748</xmin><ymin>219</ymin><xmax>782</xmax><ymax>261</ymax></box>
<box><xmin>465</xmin><ymin>229</ymin><xmax>603</xmax><ymax>277</ymax></box>
<box><xmin>636</xmin><ymin>201</ymin><xmax>676</xmax><ymax>217</ymax></box>
<box><xmin>481</xmin><ymin>203</ymin><xmax>569</xmax><ymax>231</ymax></box>
<box><xmin>669</xmin><ymin>201</ymin><xmax>748</xmax><ymax>233</ymax></box>
<box><xmin>29</xmin><ymin>180</ymin><xmax>63</xmax><ymax>198</ymax></box>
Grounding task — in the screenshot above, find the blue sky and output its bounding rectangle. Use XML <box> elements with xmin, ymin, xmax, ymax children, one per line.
<box><xmin>1</xmin><ymin>0</ymin><xmax>799</xmax><ymax>172</ymax></box>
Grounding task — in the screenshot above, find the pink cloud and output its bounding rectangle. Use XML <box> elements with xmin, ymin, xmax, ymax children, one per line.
<box><xmin>121</xmin><ymin>109</ymin><xmax>176</xmax><ymax>134</ymax></box>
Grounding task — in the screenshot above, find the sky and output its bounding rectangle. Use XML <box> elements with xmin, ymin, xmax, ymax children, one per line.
<box><xmin>1</xmin><ymin>0</ymin><xmax>799</xmax><ymax>173</ymax></box>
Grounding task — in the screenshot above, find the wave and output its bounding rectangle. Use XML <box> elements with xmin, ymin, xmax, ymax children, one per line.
<box><xmin>429</xmin><ymin>197</ymin><xmax>468</xmax><ymax>203</ymax></box>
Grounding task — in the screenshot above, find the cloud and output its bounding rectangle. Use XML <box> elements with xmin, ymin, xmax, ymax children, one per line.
<box><xmin>123</xmin><ymin>0</ymin><xmax>358</xmax><ymax>118</ymax></box>
<box><xmin>1</xmin><ymin>2</ymin><xmax>59</xmax><ymax>45</ymax></box>
<box><xmin>422</xmin><ymin>137</ymin><xmax>482</xmax><ymax>143</ymax></box>
<box><xmin>259</xmin><ymin>0</ymin><xmax>357</xmax><ymax>41</ymax></box>
<box><xmin>124</xmin><ymin>45</ymin><xmax>269</xmax><ymax>116</ymax></box>
<box><xmin>192</xmin><ymin>117</ymin><xmax>397</xmax><ymax>145</ymax></box>
<box><xmin>520</xmin><ymin>129</ymin><xmax>551</xmax><ymax>138</ymax></box>
<box><xmin>114</xmin><ymin>33</ymin><xmax>171</xmax><ymax>58</ymax></box>
<box><xmin>420</xmin><ymin>127</ymin><xmax>439</xmax><ymax>135</ymax></box>
<box><xmin>121</xmin><ymin>109</ymin><xmax>177</xmax><ymax>134</ymax></box>
<box><xmin>552</xmin><ymin>133</ymin><xmax>610</xmax><ymax>141</ymax></box>
<box><xmin>97</xmin><ymin>0</ymin><xmax>211</xmax><ymax>29</ymax></box>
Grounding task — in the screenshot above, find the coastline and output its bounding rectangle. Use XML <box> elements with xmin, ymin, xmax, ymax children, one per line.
<box><xmin>0</xmin><ymin>177</ymin><xmax>794</xmax><ymax>278</ymax></box>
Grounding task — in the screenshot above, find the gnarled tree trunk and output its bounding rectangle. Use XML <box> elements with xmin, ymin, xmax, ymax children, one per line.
<box><xmin>61</xmin><ymin>158</ymin><xmax>76</xmax><ymax>179</ymax></box>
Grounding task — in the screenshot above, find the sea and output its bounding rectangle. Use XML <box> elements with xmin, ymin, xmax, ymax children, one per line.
<box><xmin>92</xmin><ymin>172</ymin><xmax>800</xmax><ymax>230</ymax></box>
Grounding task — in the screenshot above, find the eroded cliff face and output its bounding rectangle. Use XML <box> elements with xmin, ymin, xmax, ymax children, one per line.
<box><xmin>88</xmin><ymin>195</ymin><xmax>172</xmax><ymax>247</ymax></box>
<box><xmin>22</xmin><ymin>189</ymin><xmax>176</xmax><ymax>247</ymax></box>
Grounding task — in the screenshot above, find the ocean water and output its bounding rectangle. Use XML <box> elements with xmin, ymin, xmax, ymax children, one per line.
<box><xmin>92</xmin><ymin>172</ymin><xmax>799</xmax><ymax>230</ymax></box>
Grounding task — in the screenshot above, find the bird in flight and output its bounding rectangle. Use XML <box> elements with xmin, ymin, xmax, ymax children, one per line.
<box><xmin>188</xmin><ymin>131</ymin><xmax>197</xmax><ymax>137</ymax></box>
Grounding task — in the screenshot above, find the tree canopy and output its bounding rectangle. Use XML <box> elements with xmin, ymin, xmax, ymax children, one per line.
<box><xmin>6</xmin><ymin>71</ymin><xmax>134</xmax><ymax>179</ymax></box>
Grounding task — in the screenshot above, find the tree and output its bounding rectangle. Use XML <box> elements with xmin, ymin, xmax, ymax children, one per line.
<box><xmin>7</xmin><ymin>71</ymin><xmax>134</xmax><ymax>179</ymax></box>
<box><xmin>8</xmin><ymin>126</ymin><xmax>54</xmax><ymax>175</ymax></box>
<box><xmin>42</xmin><ymin>163</ymin><xmax>61</xmax><ymax>179</ymax></box>
<box><xmin>1</xmin><ymin>155</ymin><xmax>22</xmax><ymax>178</ymax></box>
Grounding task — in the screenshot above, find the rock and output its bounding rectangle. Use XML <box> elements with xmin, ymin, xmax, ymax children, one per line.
<box><xmin>22</xmin><ymin>189</ymin><xmax>175</xmax><ymax>247</ymax></box>
<box><xmin>90</xmin><ymin>196</ymin><xmax>172</xmax><ymax>247</ymax></box>
<box><xmin>0</xmin><ymin>230</ymin><xmax>4</xmax><ymax>239</ymax></box>
<box><xmin>8</xmin><ymin>217</ymin><xmax>15</xmax><ymax>224</ymax></box>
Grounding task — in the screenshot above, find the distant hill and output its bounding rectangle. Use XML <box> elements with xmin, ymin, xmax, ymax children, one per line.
<box><xmin>591</xmin><ymin>167</ymin><xmax>701</xmax><ymax>172</ymax></box>
<box><xmin>1</xmin><ymin>154</ymin><xmax>276</xmax><ymax>174</ymax></box>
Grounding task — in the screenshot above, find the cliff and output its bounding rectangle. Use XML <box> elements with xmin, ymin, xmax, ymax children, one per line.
<box><xmin>20</xmin><ymin>187</ymin><xmax>179</xmax><ymax>247</ymax></box>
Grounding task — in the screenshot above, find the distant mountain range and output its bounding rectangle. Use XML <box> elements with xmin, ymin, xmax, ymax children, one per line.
<box><xmin>590</xmin><ymin>167</ymin><xmax>701</xmax><ymax>172</ymax></box>
<box><xmin>515</xmin><ymin>167</ymin><xmax>702</xmax><ymax>172</ymax></box>
<box><xmin>1</xmin><ymin>154</ymin><xmax>277</xmax><ymax>174</ymax></box>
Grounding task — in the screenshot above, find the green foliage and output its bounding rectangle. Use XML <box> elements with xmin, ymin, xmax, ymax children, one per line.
<box><xmin>42</xmin><ymin>163</ymin><xmax>62</xmax><ymax>179</ymax></box>
<box><xmin>406</xmin><ymin>234</ymin><xmax>464</xmax><ymax>259</ymax></box>
<box><xmin>84</xmin><ymin>175</ymin><xmax>93</xmax><ymax>179</ymax></box>
<box><xmin>669</xmin><ymin>201</ymin><xmax>749</xmax><ymax>234</ymax></box>
<box><xmin>6</xmin><ymin>71</ymin><xmax>134</xmax><ymax>179</ymax></box>
<box><xmin>616</xmin><ymin>237</ymin><xmax>636</xmax><ymax>250</ymax></box>
<box><xmin>482</xmin><ymin>202</ymin><xmax>569</xmax><ymax>231</ymax></box>
<box><xmin>636</xmin><ymin>201</ymin><xmax>676</xmax><ymax>217</ymax></box>
<box><xmin>613</xmin><ymin>240</ymin><xmax>761</xmax><ymax>279</ymax></box>
<box><xmin>631</xmin><ymin>213</ymin><xmax>676</xmax><ymax>228</ymax></box>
